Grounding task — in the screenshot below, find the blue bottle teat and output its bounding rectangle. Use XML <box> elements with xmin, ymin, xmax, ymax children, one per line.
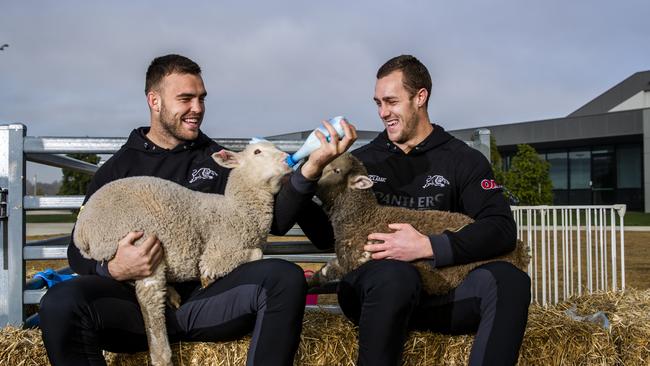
<box><xmin>286</xmin><ymin>116</ymin><xmax>347</xmax><ymax>168</ymax></box>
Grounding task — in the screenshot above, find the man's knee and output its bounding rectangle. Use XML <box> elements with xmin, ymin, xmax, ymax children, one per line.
<box><xmin>474</xmin><ymin>261</ymin><xmax>531</xmax><ymax>305</ymax></box>
<box><xmin>255</xmin><ymin>259</ymin><xmax>307</xmax><ymax>294</ymax></box>
<box><xmin>352</xmin><ymin>260</ymin><xmax>422</xmax><ymax>298</ymax></box>
<box><xmin>40</xmin><ymin>279</ymin><xmax>87</xmax><ymax>321</ymax></box>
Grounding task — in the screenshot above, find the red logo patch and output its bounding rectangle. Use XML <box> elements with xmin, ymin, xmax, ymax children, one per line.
<box><xmin>481</xmin><ymin>179</ymin><xmax>501</xmax><ymax>190</ymax></box>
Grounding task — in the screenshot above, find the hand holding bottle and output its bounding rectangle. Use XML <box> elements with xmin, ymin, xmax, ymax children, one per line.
<box><xmin>300</xmin><ymin>117</ymin><xmax>357</xmax><ymax>180</ymax></box>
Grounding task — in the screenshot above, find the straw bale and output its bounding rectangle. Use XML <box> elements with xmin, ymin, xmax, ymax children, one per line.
<box><xmin>520</xmin><ymin>303</ymin><xmax>618</xmax><ymax>365</ymax></box>
<box><xmin>2</xmin><ymin>289</ymin><xmax>649</xmax><ymax>365</ymax></box>
<box><xmin>560</xmin><ymin>288</ymin><xmax>650</xmax><ymax>365</ymax></box>
<box><xmin>0</xmin><ymin>326</ymin><xmax>49</xmax><ymax>366</ymax></box>
<box><xmin>105</xmin><ymin>305</ymin><xmax>619</xmax><ymax>366</ymax></box>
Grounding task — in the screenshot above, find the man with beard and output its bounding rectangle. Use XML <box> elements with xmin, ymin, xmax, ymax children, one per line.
<box><xmin>298</xmin><ymin>55</ymin><xmax>530</xmax><ymax>365</ymax></box>
<box><xmin>39</xmin><ymin>54</ymin><xmax>357</xmax><ymax>366</ymax></box>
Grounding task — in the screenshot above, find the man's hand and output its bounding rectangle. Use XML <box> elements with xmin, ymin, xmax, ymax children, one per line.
<box><xmin>301</xmin><ymin>119</ymin><xmax>358</xmax><ymax>180</ymax></box>
<box><xmin>364</xmin><ymin>223</ymin><xmax>434</xmax><ymax>262</ymax></box>
<box><xmin>107</xmin><ymin>231</ymin><xmax>164</xmax><ymax>281</ymax></box>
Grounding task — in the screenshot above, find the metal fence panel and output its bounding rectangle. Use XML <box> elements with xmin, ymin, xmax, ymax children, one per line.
<box><xmin>0</xmin><ymin>124</ymin><xmax>26</xmax><ymax>326</ymax></box>
<box><xmin>512</xmin><ymin>205</ymin><xmax>626</xmax><ymax>305</ymax></box>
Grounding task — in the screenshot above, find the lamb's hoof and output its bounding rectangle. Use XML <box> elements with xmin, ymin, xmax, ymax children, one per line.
<box><xmin>304</xmin><ymin>270</ymin><xmax>320</xmax><ymax>288</ymax></box>
<box><xmin>200</xmin><ymin>276</ymin><xmax>215</xmax><ymax>289</ymax></box>
<box><xmin>166</xmin><ymin>286</ymin><xmax>181</xmax><ymax>309</ymax></box>
<box><xmin>359</xmin><ymin>251</ymin><xmax>372</xmax><ymax>263</ymax></box>
<box><xmin>248</xmin><ymin>248</ymin><xmax>263</xmax><ymax>261</ymax></box>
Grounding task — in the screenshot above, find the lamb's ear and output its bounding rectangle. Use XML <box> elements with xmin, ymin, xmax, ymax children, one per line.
<box><xmin>212</xmin><ymin>149</ymin><xmax>241</xmax><ymax>168</ymax></box>
<box><xmin>350</xmin><ymin>175</ymin><xmax>373</xmax><ymax>190</ymax></box>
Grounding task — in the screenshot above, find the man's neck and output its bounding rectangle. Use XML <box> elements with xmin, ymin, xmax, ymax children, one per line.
<box><xmin>146</xmin><ymin>125</ymin><xmax>182</xmax><ymax>150</ymax></box>
<box><xmin>395</xmin><ymin>118</ymin><xmax>434</xmax><ymax>154</ymax></box>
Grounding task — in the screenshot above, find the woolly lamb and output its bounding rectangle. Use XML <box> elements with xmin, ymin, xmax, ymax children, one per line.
<box><xmin>309</xmin><ymin>153</ymin><xmax>529</xmax><ymax>295</ymax></box>
<box><xmin>73</xmin><ymin>141</ymin><xmax>291</xmax><ymax>366</ymax></box>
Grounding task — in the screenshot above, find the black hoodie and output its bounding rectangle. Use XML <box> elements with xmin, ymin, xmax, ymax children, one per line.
<box><xmin>68</xmin><ymin>127</ymin><xmax>317</xmax><ymax>276</ymax></box>
<box><xmin>298</xmin><ymin>124</ymin><xmax>517</xmax><ymax>268</ymax></box>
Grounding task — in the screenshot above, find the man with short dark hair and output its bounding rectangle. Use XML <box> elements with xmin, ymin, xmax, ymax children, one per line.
<box><xmin>299</xmin><ymin>55</ymin><xmax>530</xmax><ymax>365</ymax></box>
<box><xmin>39</xmin><ymin>54</ymin><xmax>357</xmax><ymax>366</ymax></box>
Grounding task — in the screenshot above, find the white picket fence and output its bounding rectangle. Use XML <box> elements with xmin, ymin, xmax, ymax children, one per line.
<box><xmin>512</xmin><ymin>205</ymin><xmax>626</xmax><ymax>305</ymax></box>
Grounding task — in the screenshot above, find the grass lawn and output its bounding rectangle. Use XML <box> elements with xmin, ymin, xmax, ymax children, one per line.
<box><xmin>623</xmin><ymin>211</ymin><xmax>650</xmax><ymax>226</ymax></box>
<box><xmin>26</xmin><ymin>213</ymin><xmax>76</xmax><ymax>223</ymax></box>
<box><xmin>513</xmin><ymin>209</ymin><xmax>650</xmax><ymax>227</ymax></box>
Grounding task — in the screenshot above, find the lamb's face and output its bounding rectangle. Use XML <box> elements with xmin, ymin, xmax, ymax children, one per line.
<box><xmin>212</xmin><ymin>141</ymin><xmax>291</xmax><ymax>194</ymax></box>
<box><xmin>240</xmin><ymin>141</ymin><xmax>292</xmax><ymax>193</ymax></box>
<box><xmin>316</xmin><ymin>153</ymin><xmax>370</xmax><ymax>209</ymax></box>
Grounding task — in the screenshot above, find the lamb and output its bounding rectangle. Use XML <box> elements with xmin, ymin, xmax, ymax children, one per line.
<box><xmin>308</xmin><ymin>153</ymin><xmax>530</xmax><ymax>295</ymax></box>
<box><xmin>73</xmin><ymin>141</ymin><xmax>292</xmax><ymax>366</ymax></box>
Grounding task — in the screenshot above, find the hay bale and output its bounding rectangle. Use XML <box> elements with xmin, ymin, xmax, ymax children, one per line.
<box><xmin>559</xmin><ymin>288</ymin><xmax>650</xmax><ymax>365</ymax></box>
<box><xmin>0</xmin><ymin>326</ymin><xmax>48</xmax><ymax>366</ymax></box>
<box><xmin>520</xmin><ymin>304</ymin><xmax>618</xmax><ymax>365</ymax></box>
<box><xmin>106</xmin><ymin>305</ymin><xmax>618</xmax><ymax>366</ymax></box>
<box><xmin>106</xmin><ymin>339</ymin><xmax>251</xmax><ymax>366</ymax></box>
<box><xmin>3</xmin><ymin>289</ymin><xmax>650</xmax><ymax>365</ymax></box>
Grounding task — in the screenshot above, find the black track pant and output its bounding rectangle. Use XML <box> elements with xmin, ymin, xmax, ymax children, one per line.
<box><xmin>338</xmin><ymin>260</ymin><xmax>531</xmax><ymax>366</ymax></box>
<box><xmin>39</xmin><ymin>259</ymin><xmax>307</xmax><ymax>366</ymax></box>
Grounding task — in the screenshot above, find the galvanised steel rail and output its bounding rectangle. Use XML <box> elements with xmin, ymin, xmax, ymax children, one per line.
<box><xmin>0</xmin><ymin>123</ymin><xmax>494</xmax><ymax>326</ymax></box>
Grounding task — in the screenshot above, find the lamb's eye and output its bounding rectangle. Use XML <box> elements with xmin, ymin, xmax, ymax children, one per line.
<box><xmin>254</xmin><ymin>149</ymin><xmax>261</xmax><ymax>155</ymax></box>
<box><xmin>334</xmin><ymin>168</ymin><xmax>341</xmax><ymax>174</ymax></box>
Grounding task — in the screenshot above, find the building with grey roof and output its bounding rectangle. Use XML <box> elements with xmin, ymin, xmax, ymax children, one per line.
<box><xmin>452</xmin><ymin>71</ymin><xmax>649</xmax><ymax>212</ymax></box>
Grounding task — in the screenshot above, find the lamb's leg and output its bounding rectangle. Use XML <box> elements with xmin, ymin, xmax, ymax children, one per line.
<box><xmin>135</xmin><ymin>262</ymin><xmax>172</xmax><ymax>366</ymax></box>
<box><xmin>309</xmin><ymin>258</ymin><xmax>345</xmax><ymax>287</ymax></box>
<box><xmin>199</xmin><ymin>246</ymin><xmax>264</xmax><ymax>288</ymax></box>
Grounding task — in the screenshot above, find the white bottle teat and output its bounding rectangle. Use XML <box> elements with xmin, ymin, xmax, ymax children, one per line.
<box><xmin>286</xmin><ymin>116</ymin><xmax>347</xmax><ymax>168</ymax></box>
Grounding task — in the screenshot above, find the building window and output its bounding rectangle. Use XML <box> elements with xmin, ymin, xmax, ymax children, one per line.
<box><xmin>569</xmin><ymin>150</ymin><xmax>591</xmax><ymax>189</ymax></box>
<box><xmin>591</xmin><ymin>146</ymin><xmax>615</xmax><ymax>189</ymax></box>
<box><xmin>547</xmin><ymin>151</ymin><xmax>568</xmax><ymax>189</ymax></box>
<box><xmin>617</xmin><ymin>145</ymin><xmax>642</xmax><ymax>188</ymax></box>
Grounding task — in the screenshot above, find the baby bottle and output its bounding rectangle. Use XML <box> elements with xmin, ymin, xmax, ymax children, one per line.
<box><xmin>286</xmin><ymin>116</ymin><xmax>347</xmax><ymax>168</ymax></box>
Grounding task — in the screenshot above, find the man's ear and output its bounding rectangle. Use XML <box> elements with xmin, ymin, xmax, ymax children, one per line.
<box><xmin>416</xmin><ymin>88</ymin><xmax>428</xmax><ymax>108</ymax></box>
<box><xmin>147</xmin><ymin>91</ymin><xmax>161</xmax><ymax>112</ymax></box>
<box><xmin>349</xmin><ymin>175</ymin><xmax>374</xmax><ymax>190</ymax></box>
<box><xmin>212</xmin><ymin>150</ymin><xmax>240</xmax><ymax>168</ymax></box>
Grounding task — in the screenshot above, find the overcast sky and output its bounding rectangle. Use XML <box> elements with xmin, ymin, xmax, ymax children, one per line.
<box><xmin>1</xmin><ymin>1</ymin><xmax>649</xmax><ymax>182</ymax></box>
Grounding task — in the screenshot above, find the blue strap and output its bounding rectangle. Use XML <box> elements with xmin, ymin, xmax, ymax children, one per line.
<box><xmin>33</xmin><ymin>268</ymin><xmax>76</xmax><ymax>288</ymax></box>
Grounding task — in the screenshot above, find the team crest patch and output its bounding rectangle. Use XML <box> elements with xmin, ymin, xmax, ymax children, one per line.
<box><xmin>480</xmin><ymin>179</ymin><xmax>502</xmax><ymax>190</ymax></box>
<box><xmin>423</xmin><ymin>175</ymin><xmax>450</xmax><ymax>189</ymax></box>
<box><xmin>189</xmin><ymin>167</ymin><xmax>218</xmax><ymax>184</ymax></box>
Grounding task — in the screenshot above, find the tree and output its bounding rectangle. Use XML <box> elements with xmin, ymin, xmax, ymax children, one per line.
<box><xmin>58</xmin><ymin>153</ymin><xmax>100</xmax><ymax>196</ymax></box>
<box><xmin>490</xmin><ymin>134</ymin><xmax>505</xmax><ymax>185</ymax></box>
<box><xmin>504</xmin><ymin>144</ymin><xmax>553</xmax><ymax>205</ymax></box>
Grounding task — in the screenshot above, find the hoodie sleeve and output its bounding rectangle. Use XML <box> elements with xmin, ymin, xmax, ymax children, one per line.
<box><xmin>67</xmin><ymin>161</ymin><xmax>118</xmax><ymax>276</ymax></box>
<box><xmin>295</xmin><ymin>199</ymin><xmax>335</xmax><ymax>250</ymax></box>
<box><xmin>270</xmin><ymin>168</ymin><xmax>320</xmax><ymax>235</ymax></box>
<box><xmin>430</xmin><ymin>148</ymin><xmax>517</xmax><ymax>267</ymax></box>
<box><xmin>270</xmin><ymin>167</ymin><xmax>336</xmax><ymax>250</ymax></box>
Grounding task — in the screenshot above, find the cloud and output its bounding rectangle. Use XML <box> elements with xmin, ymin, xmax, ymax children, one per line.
<box><xmin>1</xmin><ymin>0</ymin><xmax>648</xmax><ymax>182</ymax></box>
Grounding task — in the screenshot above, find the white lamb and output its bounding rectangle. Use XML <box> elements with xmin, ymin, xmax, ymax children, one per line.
<box><xmin>308</xmin><ymin>153</ymin><xmax>530</xmax><ymax>295</ymax></box>
<box><xmin>73</xmin><ymin>141</ymin><xmax>292</xmax><ymax>366</ymax></box>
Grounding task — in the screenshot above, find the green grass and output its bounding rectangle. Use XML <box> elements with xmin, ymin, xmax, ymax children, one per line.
<box><xmin>511</xmin><ymin>209</ymin><xmax>650</xmax><ymax>227</ymax></box>
<box><xmin>26</xmin><ymin>214</ymin><xmax>77</xmax><ymax>223</ymax></box>
<box><xmin>623</xmin><ymin>211</ymin><xmax>650</xmax><ymax>226</ymax></box>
